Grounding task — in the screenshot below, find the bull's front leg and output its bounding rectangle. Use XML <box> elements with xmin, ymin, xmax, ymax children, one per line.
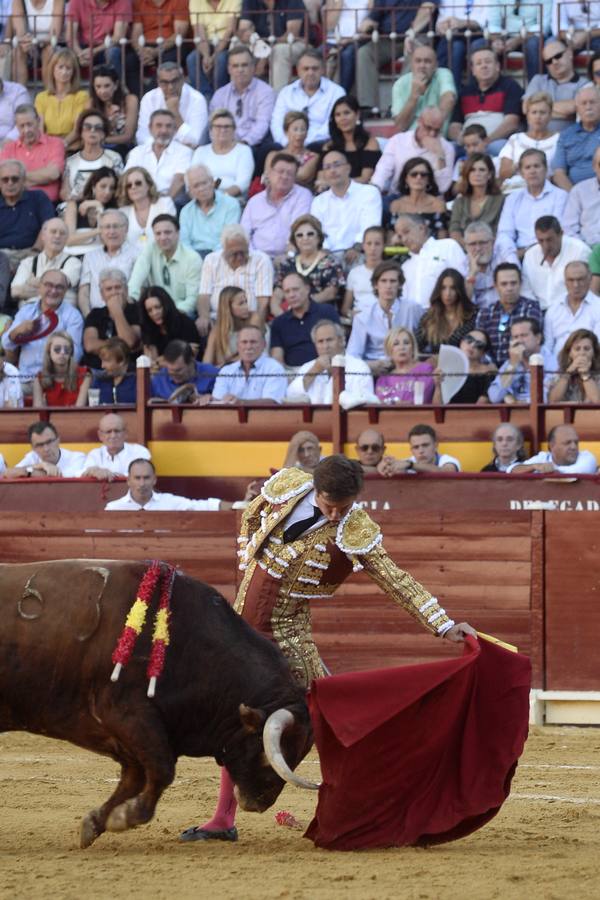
<box><xmin>81</xmin><ymin>762</ymin><xmax>146</xmax><ymax>848</ymax></box>
<box><xmin>105</xmin><ymin>753</ymin><xmax>175</xmax><ymax>833</ymax></box>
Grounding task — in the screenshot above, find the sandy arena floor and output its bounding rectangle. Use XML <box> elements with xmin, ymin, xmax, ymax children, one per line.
<box><xmin>0</xmin><ymin>726</ymin><xmax>599</xmax><ymax>900</ymax></box>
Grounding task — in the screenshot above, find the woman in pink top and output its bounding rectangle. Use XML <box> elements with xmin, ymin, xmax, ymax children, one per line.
<box><xmin>375</xmin><ymin>327</ymin><xmax>435</xmax><ymax>405</ymax></box>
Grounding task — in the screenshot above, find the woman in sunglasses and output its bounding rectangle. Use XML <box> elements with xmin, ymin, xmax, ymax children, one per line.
<box><xmin>61</xmin><ymin>110</ymin><xmax>123</xmax><ymax>202</ymax></box>
<box><xmin>433</xmin><ymin>328</ymin><xmax>497</xmax><ymax>404</ymax></box>
<box><xmin>33</xmin><ymin>330</ymin><xmax>90</xmax><ymax>407</ymax></box>
<box><xmin>416</xmin><ymin>268</ymin><xmax>477</xmax><ymax>355</ymax></box>
<box><xmin>116</xmin><ymin>167</ymin><xmax>176</xmax><ymax>247</ymax></box>
<box><xmin>388</xmin><ymin>157</ymin><xmax>448</xmax><ymax>240</ymax></box>
<box><xmin>273</xmin><ymin>214</ymin><xmax>345</xmax><ymax>314</ymax></box>
<box><xmin>64</xmin><ymin>166</ymin><xmax>119</xmax><ymax>252</ymax></box>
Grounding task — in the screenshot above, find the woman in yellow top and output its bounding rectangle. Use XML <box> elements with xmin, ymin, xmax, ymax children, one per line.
<box><xmin>34</xmin><ymin>47</ymin><xmax>89</xmax><ymax>149</ymax></box>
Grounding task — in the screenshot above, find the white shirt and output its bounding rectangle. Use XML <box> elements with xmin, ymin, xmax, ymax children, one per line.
<box><xmin>498</xmin><ymin>132</ymin><xmax>559</xmax><ymax>192</ymax></box>
<box><xmin>402</xmin><ymin>237</ymin><xmax>468</xmax><ymax>308</ymax></box>
<box><xmin>310</xmin><ymin>181</ymin><xmax>382</xmax><ymax>252</ymax></box>
<box><xmin>191</xmin><ymin>142</ymin><xmax>255</xmax><ymax>197</ymax></box>
<box><xmin>82</xmin><ymin>442</ymin><xmax>151</xmax><ymax>476</ymax></box>
<box><xmin>105</xmin><ymin>490</ymin><xmax>221</xmax><ymax>511</ymax></box>
<box><xmin>508</xmin><ymin>449</ymin><xmax>598</xmax><ymax>474</ymax></box>
<box><xmin>136</xmin><ymin>83</ymin><xmax>208</xmax><ymax>148</ymax></box>
<box><xmin>497</xmin><ymin>181</ymin><xmax>568</xmax><ymax>252</ymax></box>
<box><xmin>125</xmin><ymin>140</ymin><xmax>193</xmax><ymax>195</ymax></box>
<box><xmin>347</xmin><ymin>298</ymin><xmax>424</xmax><ymax>359</ymax></box>
<box><xmin>212</xmin><ymin>355</ymin><xmax>288</xmax><ymax>403</ymax></box>
<box><xmin>0</xmin><ymin>362</ymin><xmax>24</xmax><ymax>407</ymax></box>
<box><xmin>271</xmin><ymin>77</ymin><xmax>345</xmax><ymax>146</ymax></box>
<box><xmin>120</xmin><ymin>197</ymin><xmax>177</xmax><ymax>247</ymax></box>
<box><xmin>281</xmin><ymin>487</ymin><xmax>325</xmax><ymax>537</ymax></box>
<box><xmin>17</xmin><ymin>447</ymin><xmax>86</xmax><ymax>477</ymax></box>
<box><xmin>345</xmin><ymin>264</ymin><xmax>378</xmax><ymax>316</ymax></box>
<box><xmin>543</xmin><ymin>292</ymin><xmax>600</xmax><ymax>355</ymax></box>
<box><xmin>286</xmin><ymin>354</ymin><xmax>376</xmax><ymax>406</ymax></box>
<box><xmin>1</xmin><ymin>300</ymin><xmax>84</xmax><ymax>377</ymax></box>
<box><xmin>0</xmin><ymin>452</ymin><xmax>5</xmax><ymax>474</ymax></box>
<box><xmin>11</xmin><ymin>250</ymin><xmax>82</xmax><ymax>306</ymax></box>
<box><xmin>80</xmin><ymin>243</ymin><xmax>138</xmax><ymax>310</ymax></box>
<box><xmin>521</xmin><ymin>236</ymin><xmax>591</xmax><ymax>311</ymax></box>
<box><xmin>199</xmin><ymin>249</ymin><xmax>273</xmax><ymax>316</ymax></box>
<box><xmin>409</xmin><ymin>452</ymin><xmax>461</xmax><ymax>471</ymax></box>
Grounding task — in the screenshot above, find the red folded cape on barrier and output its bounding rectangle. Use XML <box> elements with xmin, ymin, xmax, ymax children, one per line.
<box><xmin>305</xmin><ymin>636</ymin><xmax>531</xmax><ymax>850</ymax></box>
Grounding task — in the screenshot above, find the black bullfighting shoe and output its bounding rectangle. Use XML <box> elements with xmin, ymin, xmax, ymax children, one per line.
<box><xmin>180</xmin><ymin>825</ymin><xmax>238</xmax><ymax>843</ymax></box>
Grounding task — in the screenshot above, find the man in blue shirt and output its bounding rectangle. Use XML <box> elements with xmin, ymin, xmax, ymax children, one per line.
<box><xmin>270</xmin><ymin>272</ymin><xmax>339</xmax><ymax>368</ymax></box>
<box><xmin>212</xmin><ymin>325</ymin><xmax>287</xmax><ymax>403</ymax></box>
<box><xmin>554</xmin><ymin>85</ymin><xmax>600</xmax><ymax>189</ymax></box>
<box><xmin>150</xmin><ymin>339</ymin><xmax>218</xmax><ymax>402</ymax></box>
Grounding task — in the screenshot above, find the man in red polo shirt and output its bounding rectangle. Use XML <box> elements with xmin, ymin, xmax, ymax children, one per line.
<box><xmin>66</xmin><ymin>0</ymin><xmax>132</xmax><ymax>69</ymax></box>
<box><xmin>0</xmin><ymin>104</ymin><xmax>64</xmax><ymax>202</ymax></box>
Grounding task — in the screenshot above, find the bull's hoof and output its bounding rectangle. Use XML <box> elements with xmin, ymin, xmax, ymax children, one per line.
<box><xmin>180</xmin><ymin>826</ymin><xmax>238</xmax><ymax>843</ymax></box>
<box><xmin>106</xmin><ymin>800</ymin><xmax>134</xmax><ymax>832</ymax></box>
<box><xmin>80</xmin><ymin>810</ymin><xmax>102</xmax><ymax>848</ymax></box>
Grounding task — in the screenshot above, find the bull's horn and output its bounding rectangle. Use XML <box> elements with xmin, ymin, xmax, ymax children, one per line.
<box><xmin>263</xmin><ymin>709</ymin><xmax>320</xmax><ymax>791</ymax></box>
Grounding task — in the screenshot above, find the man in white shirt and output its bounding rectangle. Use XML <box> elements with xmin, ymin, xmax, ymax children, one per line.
<box><xmin>6</xmin><ymin>421</ymin><xmax>85</xmax><ymax>478</ymax></box>
<box><xmin>563</xmin><ymin>144</ymin><xmax>600</xmax><ymax>247</ymax></box>
<box><xmin>81</xmin><ymin>413</ymin><xmax>150</xmax><ymax>480</ymax></box>
<box><xmin>105</xmin><ymin>459</ymin><xmax>223</xmax><ymax>511</ymax></box>
<box><xmin>394</xmin><ymin>214</ymin><xmax>467</xmax><ymax>308</ymax></box>
<box><xmin>287</xmin><ymin>320</ymin><xmax>376</xmax><ymax>406</ymax></box>
<box><xmin>371</xmin><ymin>107</ymin><xmax>455</xmax><ymax>195</ymax></box>
<box><xmin>78</xmin><ymin>211</ymin><xmax>137</xmax><ymax>316</ymax></box>
<box><xmin>271</xmin><ymin>49</ymin><xmax>345</xmax><ymax>147</ymax></box>
<box><xmin>378</xmin><ymin>423</ymin><xmax>461</xmax><ymax>475</ymax></box>
<box><xmin>521</xmin><ymin>215</ymin><xmax>591</xmax><ymax>311</ymax></box>
<box><xmin>126</xmin><ymin>109</ymin><xmax>193</xmax><ymax>199</ymax></box>
<box><xmin>212</xmin><ymin>326</ymin><xmax>287</xmax><ymax>403</ymax></box>
<box><xmin>136</xmin><ymin>62</ymin><xmax>208</xmax><ymax>149</ymax></box>
<box><xmin>310</xmin><ymin>150</ymin><xmax>382</xmax><ymax>264</ymax></box>
<box><xmin>509</xmin><ymin>424</ymin><xmax>598</xmax><ymax>474</ymax></box>
<box><xmin>544</xmin><ymin>261</ymin><xmax>600</xmax><ymax>355</ymax></box>
<box><xmin>11</xmin><ymin>218</ymin><xmax>81</xmax><ymax>307</ymax></box>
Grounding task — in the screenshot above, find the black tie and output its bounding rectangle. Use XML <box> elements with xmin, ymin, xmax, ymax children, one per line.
<box><xmin>283</xmin><ymin>506</ymin><xmax>322</xmax><ymax>543</ymax></box>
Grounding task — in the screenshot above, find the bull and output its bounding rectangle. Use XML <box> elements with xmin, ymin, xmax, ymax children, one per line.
<box><xmin>0</xmin><ymin>560</ymin><xmax>314</xmax><ymax>848</ymax></box>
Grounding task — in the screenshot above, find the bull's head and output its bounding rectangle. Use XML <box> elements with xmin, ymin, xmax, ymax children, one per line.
<box><xmin>223</xmin><ymin>703</ymin><xmax>317</xmax><ymax>812</ymax></box>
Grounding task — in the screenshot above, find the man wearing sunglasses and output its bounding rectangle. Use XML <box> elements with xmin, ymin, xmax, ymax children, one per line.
<box><xmin>5</xmin><ymin>421</ymin><xmax>85</xmax><ymax>478</ymax></box>
<box><xmin>475</xmin><ymin>262</ymin><xmax>542</xmax><ymax>365</ymax></box>
<box><xmin>523</xmin><ymin>41</ymin><xmax>588</xmax><ymax>133</ymax></box>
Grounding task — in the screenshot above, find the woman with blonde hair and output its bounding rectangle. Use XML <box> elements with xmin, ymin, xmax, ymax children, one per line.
<box><xmin>264</xmin><ymin>111</ymin><xmax>319</xmax><ymax>187</ymax></box>
<box><xmin>34</xmin><ymin>47</ymin><xmax>89</xmax><ymax>148</ymax></box>
<box><xmin>375</xmin><ymin>327</ymin><xmax>435</xmax><ymax>404</ymax></box>
<box><xmin>548</xmin><ymin>329</ymin><xmax>600</xmax><ymax>403</ymax></box>
<box><xmin>282</xmin><ymin>430</ymin><xmax>321</xmax><ymax>472</ymax></box>
<box><xmin>33</xmin><ymin>330</ymin><xmax>90</xmax><ymax>407</ymax></box>
<box><xmin>203</xmin><ymin>286</ymin><xmax>260</xmax><ymax>367</ymax></box>
<box><xmin>498</xmin><ymin>92</ymin><xmax>559</xmax><ymax>193</ymax></box>
<box><xmin>117</xmin><ymin>167</ymin><xmax>176</xmax><ymax>246</ymax></box>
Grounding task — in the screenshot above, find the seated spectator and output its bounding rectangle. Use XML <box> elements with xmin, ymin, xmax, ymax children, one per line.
<box><xmin>480</xmin><ymin>423</ymin><xmax>526</xmax><ymax>472</ymax></box>
<box><xmin>553</xmin><ymin>86</ymin><xmax>600</xmax><ymax>190</ymax></box>
<box><xmin>273</xmin><ymin>214</ymin><xmax>345</xmax><ymax>315</ymax></box>
<box><xmin>34</xmin><ymin>48</ymin><xmax>89</xmax><ymax>149</ymax></box>
<box><xmin>286</xmin><ymin>319</ymin><xmax>376</xmax><ymax>406</ymax></box>
<box><xmin>0</xmin><ymin>357</ymin><xmax>23</xmax><ymax>407</ymax></box>
<box><xmin>375</xmin><ymin>327</ymin><xmax>435</xmax><ymax>405</ymax></box>
<box><xmin>139</xmin><ymin>286</ymin><xmax>199</xmax><ymax>366</ymax></box>
<box><xmin>202</xmin><ymin>285</ymin><xmax>260</xmax><ymax>367</ymax></box>
<box><xmin>241</xmin><ymin>153</ymin><xmax>312</xmax><ymax>258</ymax></box>
<box><xmin>449</xmin><ymin>154</ymin><xmax>504</xmax><ymax>246</ymax></box>
<box><xmin>320</xmin><ymin>95</ymin><xmax>381</xmax><ymax>184</ymax></box>
<box><xmin>264</xmin><ymin>111</ymin><xmax>319</xmax><ymax>189</ymax></box>
<box><xmin>116</xmin><ymin>167</ymin><xmax>176</xmax><ymax>247</ymax></box>
<box><xmin>150</xmin><ymin>339</ymin><xmax>217</xmax><ymax>403</ymax></box>
<box><xmin>393</xmin><ymin>214</ymin><xmax>467</xmax><ymax>308</ymax></box>
<box><xmin>388</xmin><ymin>157</ymin><xmax>449</xmax><ymax>240</ymax></box>
<box><xmin>185</xmin><ymin>0</ymin><xmax>239</xmax><ymax>98</ymax></box>
<box><xmin>0</xmin><ymin>103</ymin><xmax>64</xmax><ymax>202</ymax></box>
<box><xmin>283</xmin><ymin>430</ymin><xmax>321</xmax><ymax>472</ymax></box>
<box><xmin>32</xmin><ymin>329</ymin><xmax>90</xmax><ymax>407</ymax></box>
<box><xmin>547</xmin><ymin>328</ymin><xmax>600</xmax><ymax>403</ymax></box>
<box><xmin>125</xmin><ymin>109</ymin><xmax>192</xmax><ymax>200</ymax></box>
<box><xmin>346</xmin><ymin>261</ymin><xmax>423</xmax><ymax>373</ymax></box>
<box><xmin>81</xmin><ymin>268</ymin><xmax>140</xmax><ymax>370</ymax></box>
<box><xmin>371</xmin><ymin>107</ymin><xmax>455</xmax><ymax>197</ymax></box>
<box><xmin>197</xmin><ymin>224</ymin><xmax>273</xmax><ymax>332</ymax></box>
<box><xmin>488</xmin><ymin>317</ymin><xmax>556</xmax><ymax>404</ymax></box>
<box><xmin>342</xmin><ymin>226</ymin><xmax>385</xmax><ymax>319</ymax></box>
<box><xmin>63</xmin><ymin>167</ymin><xmax>119</xmax><ymax>254</ymax></box>
<box><xmin>123</xmin><ymin>4</ymin><xmax>190</xmax><ymax>97</ymax></box>
<box><xmin>239</xmin><ymin>0</ymin><xmax>308</xmax><ymax>94</ymax></box>
<box><xmin>523</xmin><ymin>41</ymin><xmax>588</xmax><ymax>134</ymax></box>
<box><xmin>434</xmin><ymin>1</ymin><xmax>486</xmax><ymax>87</ymax></box>
<box><xmin>555</xmin><ymin>1</ymin><xmax>600</xmax><ymax>55</ymax></box>
<box><xmin>136</xmin><ymin>63</ymin><xmax>207</xmax><ymax>151</ymax></box>
<box><xmin>354</xmin><ymin>427</ymin><xmax>386</xmax><ymax>473</ymax></box>
<box><xmin>81</xmin><ymin>411</ymin><xmax>151</xmax><ymax>479</ymax></box>
<box><xmin>105</xmin><ymin>458</ymin><xmax>224</xmax><ymax>510</ymax></box>
<box><xmin>208</xmin><ymin>45</ymin><xmax>275</xmax><ymax>150</ymax></box>
<box><xmin>14</xmin><ymin>0</ymin><xmax>63</xmax><ymax>87</ymax></box>
<box><xmin>12</xmin><ymin>218</ymin><xmax>82</xmax><ymax>308</ymax></box>
<box><xmin>476</xmin><ymin>263</ymin><xmax>542</xmax><ymax>365</ymax></box>
<box><xmin>450</xmin><ymin>124</ymin><xmax>502</xmax><ymax>195</ymax></box>
<box><xmin>378</xmin><ymin>423</ymin><xmax>461</xmax><ymax>475</ymax></box>
<box><xmin>212</xmin><ymin>325</ymin><xmax>287</xmax><ymax>404</ymax></box>
<box><xmin>2</xmin><ymin>270</ymin><xmax>83</xmax><ymax>378</ymax></box>
<box><xmin>509</xmin><ymin>424</ymin><xmax>598</xmax><ymax>474</ymax></box>
<box><xmin>0</xmin><ymin>77</ymin><xmax>29</xmax><ymax>144</ymax></box>
<box><xmin>310</xmin><ymin>150</ymin><xmax>382</xmax><ymax>264</ymax></box>
<box><xmin>448</xmin><ymin>44</ymin><xmax>523</xmax><ymax>155</ymax></box>
<box><xmin>191</xmin><ymin>108</ymin><xmax>254</xmax><ymax>200</ymax></box>
<box><xmin>89</xmin><ymin>65</ymin><xmax>139</xmax><ymax>154</ymax></box>
<box><xmin>6</xmin><ymin>420</ymin><xmax>85</xmax><ymax>477</ymax></box>
<box><xmin>271</xmin><ymin>49</ymin><xmax>344</xmax><ymax>147</ymax></box>
<box><xmin>415</xmin><ymin>268</ymin><xmax>476</xmax><ymax>354</ymax></box>
<box><xmin>78</xmin><ymin>210</ymin><xmax>137</xmax><ymax>315</ymax></box>
<box><xmin>91</xmin><ymin>337</ymin><xmax>136</xmax><ymax>404</ymax></box>
<box><xmin>391</xmin><ymin>38</ymin><xmax>456</xmax><ymax>136</ymax></box>
<box><xmin>563</xmin><ymin>145</ymin><xmax>600</xmax><ymax>247</ymax></box>
<box><xmin>128</xmin><ymin>214</ymin><xmax>201</xmax><ymax>318</ymax></box>
<box><xmin>66</xmin><ymin>0</ymin><xmax>131</xmax><ymax>74</ymax></box>
<box><xmin>522</xmin><ymin>215</ymin><xmax>591</xmax><ymax>311</ymax></box>
<box><xmin>270</xmin><ymin>272</ymin><xmax>340</xmax><ymax>368</ymax></box>
<box><xmin>0</xmin><ymin>159</ymin><xmax>55</xmax><ymax>277</ymax></box>
<box><xmin>323</xmin><ymin>0</ymin><xmax>370</xmax><ymax>95</ymax></box>
<box><xmin>498</xmin><ymin>93</ymin><xmax>559</xmax><ymax>193</ymax></box>
<box><xmin>497</xmin><ymin>149</ymin><xmax>567</xmax><ymax>259</ymax></box>
<box><xmin>488</xmin><ymin>0</ymin><xmax>549</xmax><ymax>81</ymax></box>
<box><xmin>463</xmin><ymin>222</ymin><xmax>518</xmax><ymax>310</ymax></box>
<box><xmin>179</xmin><ymin>164</ymin><xmax>241</xmax><ymax>259</ymax></box>
<box><xmin>544</xmin><ymin>262</ymin><xmax>600</xmax><ymax>356</ymax></box>
<box><xmin>434</xmin><ymin>328</ymin><xmax>497</xmax><ymax>403</ymax></box>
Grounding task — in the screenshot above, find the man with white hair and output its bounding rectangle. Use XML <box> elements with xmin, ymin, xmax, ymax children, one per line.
<box><xmin>136</xmin><ymin>62</ymin><xmax>208</xmax><ymax>149</ymax></box>
<box><xmin>82</xmin><ymin>412</ymin><xmax>150</xmax><ymax>480</ymax></box>
<box><xmin>463</xmin><ymin>221</ymin><xmax>518</xmax><ymax>310</ymax></box>
<box><xmin>211</xmin><ymin>325</ymin><xmax>287</xmax><ymax>404</ymax></box>
<box><xmin>553</xmin><ymin>85</ymin><xmax>600</xmax><ymax>189</ymax></box>
<box><xmin>78</xmin><ymin>210</ymin><xmax>137</xmax><ymax>315</ymax></box>
<box><xmin>196</xmin><ymin>225</ymin><xmax>273</xmax><ymax>334</ymax></box>
<box><xmin>11</xmin><ymin>218</ymin><xmax>81</xmax><ymax>307</ymax></box>
<box><xmin>81</xmin><ymin>269</ymin><xmax>141</xmax><ymax>370</ymax></box>
<box><xmin>125</xmin><ymin>109</ymin><xmax>193</xmax><ymax>199</ymax></box>
<box><xmin>393</xmin><ymin>214</ymin><xmax>467</xmax><ymax>308</ymax></box>
<box><xmin>179</xmin><ymin>165</ymin><xmax>241</xmax><ymax>258</ymax></box>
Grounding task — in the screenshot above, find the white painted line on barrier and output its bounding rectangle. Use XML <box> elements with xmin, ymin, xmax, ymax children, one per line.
<box><xmin>520</xmin><ymin>764</ymin><xmax>600</xmax><ymax>770</ymax></box>
<box><xmin>510</xmin><ymin>793</ymin><xmax>600</xmax><ymax>804</ymax></box>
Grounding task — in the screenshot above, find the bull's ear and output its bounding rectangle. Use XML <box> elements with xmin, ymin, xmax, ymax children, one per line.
<box><xmin>239</xmin><ymin>703</ymin><xmax>266</xmax><ymax>733</ymax></box>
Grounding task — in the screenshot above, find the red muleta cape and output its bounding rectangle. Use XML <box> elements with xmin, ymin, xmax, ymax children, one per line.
<box><xmin>305</xmin><ymin>636</ymin><xmax>531</xmax><ymax>850</ymax></box>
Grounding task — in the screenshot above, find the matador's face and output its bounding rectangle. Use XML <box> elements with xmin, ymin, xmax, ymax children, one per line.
<box><xmin>314</xmin><ymin>492</ymin><xmax>356</xmax><ymax>523</ymax></box>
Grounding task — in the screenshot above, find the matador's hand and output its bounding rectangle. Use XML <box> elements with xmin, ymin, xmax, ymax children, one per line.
<box><xmin>444</xmin><ymin>622</ymin><xmax>478</xmax><ymax>642</ymax></box>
